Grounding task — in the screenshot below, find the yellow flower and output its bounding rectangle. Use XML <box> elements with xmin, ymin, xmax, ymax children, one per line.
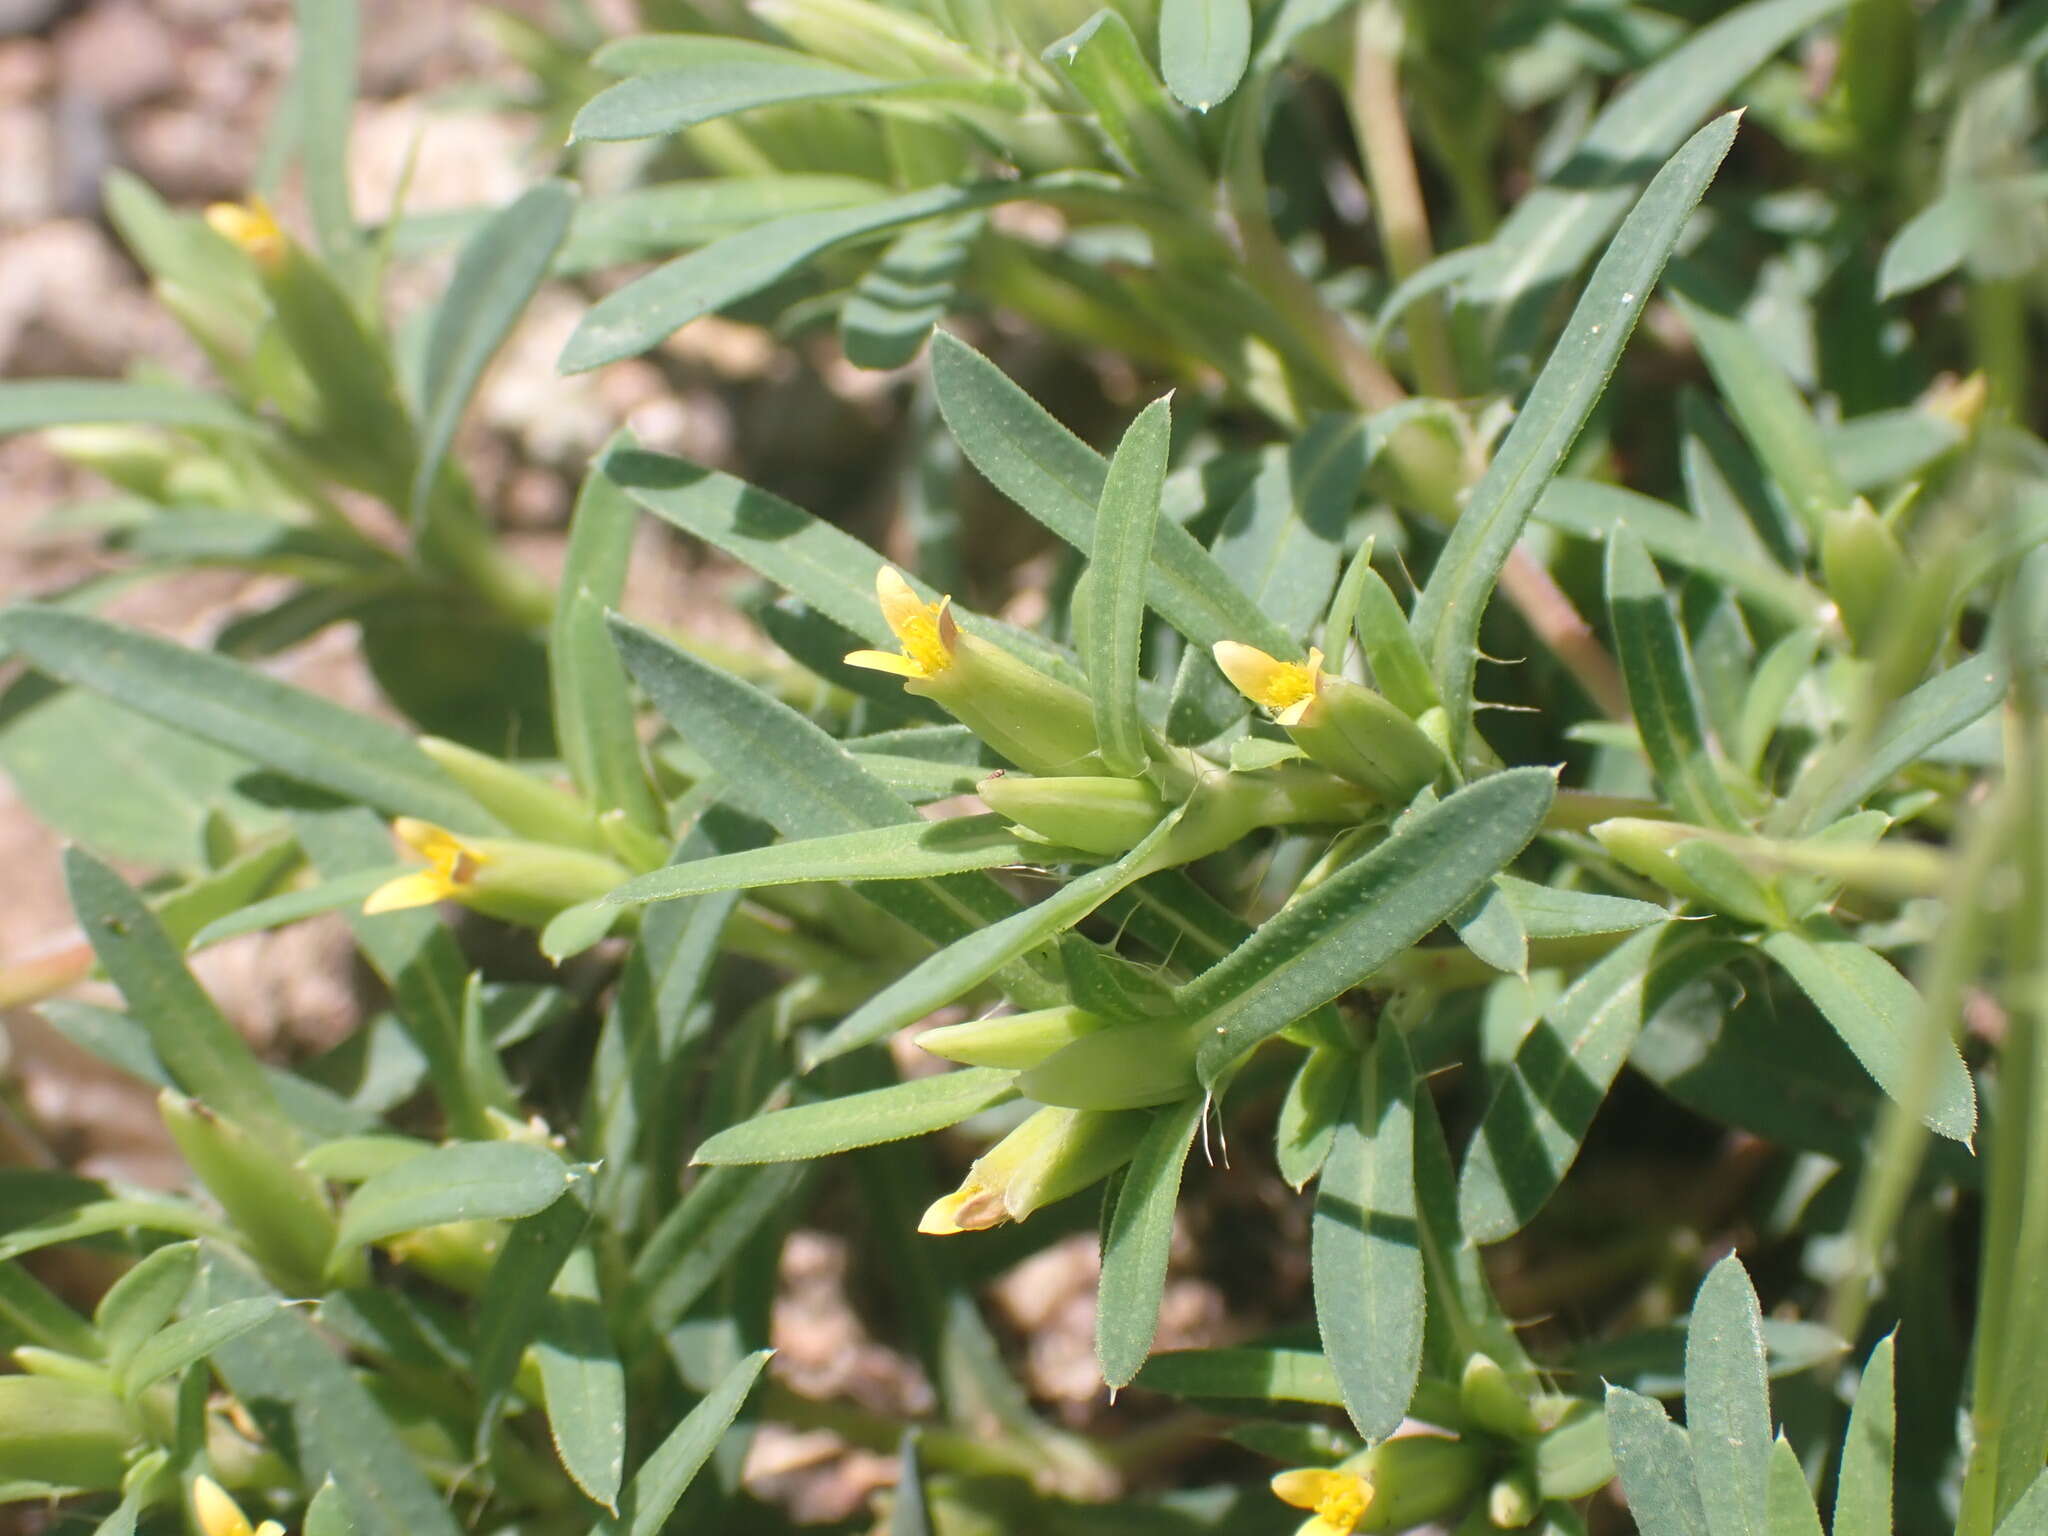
<box><xmin>364</xmin><ymin>819</ymin><xmax>489</xmax><ymax>914</ymax></box>
<box><xmin>204</xmin><ymin>198</ymin><xmax>288</xmax><ymax>272</ymax></box>
<box><xmin>1271</xmin><ymin>1466</ymin><xmax>1375</xmax><ymax>1536</ymax></box>
<box><xmin>191</xmin><ymin>1476</ymin><xmax>286</xmax><ymax>1536</ymax></box>
<box><xmin>1214</xmin><ymin>642</ymin><xmax>1326</xmax><ymax>725</ymax></box>
<box><xmin>844</xmin><ymin>566</ymin><xmax>959</xmax><ymax>681</ymax></box>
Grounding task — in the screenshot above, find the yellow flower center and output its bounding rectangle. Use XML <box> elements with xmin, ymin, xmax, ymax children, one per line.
<box><xmin>896</xmin><ymin>602</ymin><xmax>954</xmax><ymax>678</ymax></box>
<box><xmin>1258</xmin><ymin>661</ymin><xmax>1318</xmax><ymax>712</ymax></box>
<box><xmin>845</xmin><ymin>567</ymin><xmax>961</xmax><ymax>683</ymax></box>
<box><xmin>1316</xmin><ymin>1477</ymin><xmax>1371</xmax><ymax>1532</ymax></box>
<box><xmin>1272</xmin><ymin>1466</ymin><xmax>1375</xmax><ymax>1535</ymax></box>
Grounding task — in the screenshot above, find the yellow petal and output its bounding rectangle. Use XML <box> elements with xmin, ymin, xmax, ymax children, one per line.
<box><xmin>844</xmin><ymin>648</ymin><xmax>927</xmax><ymax>678</ymax></box>
<box><xmin>364</xmin><ymin>870</ymin><xmax>455</xmax><ymax>914</ymax></box>
<box><xmin>1214</xmin><ymin>641</ymin><xmax>1322</xmax><ymax>713</ymax></box>
<box><xmin>1272</xmin><ymin>1469</ymin><xmax>1344</xmax><ymax>1511</ymax></box>
<box><xmin>1270</xmin><ymin>1467</ymin><xmax>1372</xmax><ymax>1534</ymax></box>
<box><xmin>392</xmin><ymin>817</ymin><xmax>464</xmax><ymax>862</ymax></box>
<box><xmin>203</xmin><ymin>200</ymin><xmax>286</xmax><ymax>270</ymax></box>
<box><xmin>191</xmin><ymin>1477</ymin><xmax>256</xmax><ymax>1536</ymax></box>
<box><xmin>876</xmin><ymin>566</ymin><xmax>928</xmax><ymax>634</ymax></box>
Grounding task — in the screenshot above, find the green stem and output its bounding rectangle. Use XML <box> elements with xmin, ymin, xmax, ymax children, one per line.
<box><xmin>1348</xmin><ymin>0</ymin><xmax>1459</xmax><ymax>399</ymax></box>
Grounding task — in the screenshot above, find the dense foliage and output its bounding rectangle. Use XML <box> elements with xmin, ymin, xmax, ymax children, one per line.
<box><xmin>1</xmin><ymin>0</ymin><xmax>2045</xmax><ymax>1532</ymax></box>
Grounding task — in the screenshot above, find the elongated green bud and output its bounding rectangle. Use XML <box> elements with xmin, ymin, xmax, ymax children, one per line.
<box><xmin>383</xmin><ymin>1219</ymin><xmax>506</xmax><ymax>1295</ymax></box>
<box><xmin>1486</xmin><ymin>1467</ymin><xmax>1540</xmax><ymax>1529</ymax></box>
<box><xmin>918</xmin><ymin>1105</ymin><xmax>1148</xmax><ymax>1234</ymax></box>
<box><xmin>1212</xmin><ymin>642</ymin><xmax>1444</xmax><ymax>800</ymax></box>
<box><xmin>847</xmin><ymin>570</ymin><xmax>1117</xmax><ymax>776</ymax></box>
<box><xmin>1460</xmin><ymin>1354</ymin><xmax>1542</xmax><ymax>1439</ymax></box>
<box><xmin>977</xmin><ymin>774</ymin><xmax>1167</xmax><ymax>855</ymax></box>
<box><xmin>1821</xmin><ymin>500</ymin><xmax>1906</xmax><ymax>657</ymax></box>
<box><xmin>160</xmin><ymin>1091</ymin><xmax>337</xmax><ymax>1294</ymax></box>
<box><xmin>363</xmin><ymin>819</ymin><xmax>632</xmax><ymax>928</ymax></box>
<box><xmin>1591</xmin><ymin>818</ymin><xmax>1782</xmax><ymax>926</ymax></box>
<box><xmin>43</xmin><ymin>425</ymin><xmax>179</xmax><ymax>499</ymax></box>
<box><xmin>0</xmin><ymin>1375</ymin><xmax>131</xmax><ymax>1487</ymax></box>
<box><xmin>417</xmin><ymin>738</ymin><xmax>608</xmax><ymax>854</ymax></box>
<box><xmin>598</xmin><ymin>807</ymin><xmax>671</xmax><ymax>873</ymax></box>
<box><xmin>1014</xmin><ymin>1020</ymin><xmax>1201</xmax><ymax>1110</ymax></box>
<box><xmin>1355</xmin><ymin>1434</ymin><xmax>1492</xmax><ymax>1533</ymax></box>
<box><xmin>919</xmin><ymin>1005</ymin><xmax>1109</xmax><ymax>1069</ymax></box>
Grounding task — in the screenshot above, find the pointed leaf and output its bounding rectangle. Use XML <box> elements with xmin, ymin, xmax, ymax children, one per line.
<box><xmin>593</xmin><ymin>1350</ymin><xmax>772</xmax><ymax>1536</ymax></box>
<box><xmin>1607</xmin><ymin>1385</ymin><xmax>1709</xmax><ymax>1536</ymax></box>
<box><xmin>1097</xmin><ymin>1094</ymin><xmax>1206</xmax><ymax>1388</ymax></box>
<box><xmin>1686</xmin><ymin>1254</ymin><xmax>1771</xmax><ymax>1536</ymax></box>
<box><xmin>1413</xmin><ymin>113</ymin><xmax>1738</xmax><ymax>756</ymax></box>
<box><xmin>335</xmin><ymin>1144</ymin><xmax>580</xmax><ymax>1251</ymax></box>
<box><xmin>1834</xmin><ymin>1334</ymin><xmax>1894</xmax><ymax>1536</ymax></box>
<box><xmin>1312</xmin><ymin>1027</ymin><xmax>1423</xmax><ymax>1440</ymax></box>
<box><xmin>1189</xmin><ymin>769</ymin><xmax>1556</xmax><ymax>1082</ymax></box>
<box><xmin>1086</xmin><ymin>395</ymin><xmax>1173</xmax><ymax>776</ymax></box>
<box><xmin>691</xmin><ymin>1069</ymin><xmax>1015</xmax><ymax>1166</ymax></box>
<box><xmin>1759</xmin><ymin>918</ymin><xmax>1976</xmax><ymax>1143</ymax></box>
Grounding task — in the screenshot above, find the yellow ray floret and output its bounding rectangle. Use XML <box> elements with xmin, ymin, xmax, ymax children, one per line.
<box><xmin>204</xmin><ymin>197</ymin><xmax>287</xmax><ymax>271</ymax></box>
<box><xmin>1214</xmin><ymin>641</ymin><xmax>1325</xmax><ymax>725</ymax></box>
<box><xmin>1271</xmin><ymin>1466</ymin><xmax>1375</xmax><ymax>1536</ymax></box>
<box><xmin>845</xmin><ymin>566</ymin><xmax>958</xmax><ymax>681</ymax></box>
<box><xmin>192</xmin><ymin>1477</ymin><xmax>286</xmax><ymax>1536</ymax></box>
<box><xmin>364</xmin><ymin>819</ymin><xmax>490</xmax><ymax>914</ymax></box>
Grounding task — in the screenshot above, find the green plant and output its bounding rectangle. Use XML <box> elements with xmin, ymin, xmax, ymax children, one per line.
<box><xmin>2</xmin><ymin>0</ymin><xmax>2046</xmax><ymax>1532</ymax></box>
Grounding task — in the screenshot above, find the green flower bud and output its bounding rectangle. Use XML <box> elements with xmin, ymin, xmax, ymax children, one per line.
<box><xmin>977</xmin><ymin>773</ymin><xmax>1168</xmax><ymax>855</ymax></box>
<box><xmin>1213</xmin><ymin>643</ymin><xmax>1444</xmax><ymax>801</ymax></box>
<box><xmin>1354</xmin><ymin>1434</ymin><xmax>1492</xmax><ymax>1533</ymax></box>
<box><xmin>0</xmin><ymin>1375</ymin><xmax>131</xmax><ymax>1488</ymax></box>
<box><xmin>1821</xmin><ymin>500</ymin><xmax>1907</xmax><ymax>657</ymax></box>
<box><xmin>918</xmin><ymin>1105</ymin><xmax>1148</xmax><ymax>1234</ymax></box>
<box><xmin>1591</xmin><ymin>818</ymin><xmax>1783</xmax><ymax>926</ymax></box>
<box><xmin>417</xmin><ymin>737</ymin><xmax>609</xmax><ymax>855</ymax></box>
<box><xmin>160</xmin><ymin>1091</ymin><xmax>338</xmax><ymax>1295</ymax></box>
<box><xmin>1460</xmin><ymin>1354</ymin><xmax>1542</xmax><ymax>1439</ymax></box>
<box><xmin>919</xmin><ymin>1005</ymin><xmax>1110</xmax><ymax>1069</ymax></box>
<box><xmin>1486</xmin><ymin>1468</ymin><xmax>1540</xmax><ymax>1529</ymax></box>
<box><xmin>1014</xmin><ymin>1021</ymin><xmax>1201</xmax><ymax>1110</ymax></box>
<box><xmin>382</xmin><ymin>1218</ymin><xmax>506</xmax><ymax>1295</ymax></box>
<box><xmin>43</xmin><ymin>425</ymin><xmax>179</xmax><ymax>499</ymax></box>
<box><xmin>847</xmin><ymin>569</ymin><xmax>1117</xmax><ymax>776</ymax></box>
<box><xmin>363</xmin><ymin>819</ymin><xmax>632</xmax><ymax>929</ymax></box>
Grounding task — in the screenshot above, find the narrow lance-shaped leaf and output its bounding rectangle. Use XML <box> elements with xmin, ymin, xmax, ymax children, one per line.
<box><xmin>1686</xmin><ymin>1254</ymin><xmax>1771</xmax><ymax>1536</ymax></box>
<box><xmin>1087</xmin><ymin>394</ymin><xmax>1173</xmax><ymax>776</ymax></box>
<box><xmin>593</xmin><ymin>816</ymin><xmax>1070</xmax><ymax>911</ymax></box>
<box><xmin>537</xmin><ymin>1246</ymin><xmax>626</xmax><ymax>1511</ymax></box>
<box><xmin>1188</xmin><ymin>769</ymin><xmax>1557</xmax><ymax>1082</ymax></box>
<box><xmin>334</xmin><ymin>1144</ymin><xmax>582</xmax><ymax>1253</ymax></box>
<box><xmin>1606</xmin><ymin>526</ymin><xmax>1746</xmax><ymax>830</ymax></box>
<box><xmin>1412</xmin><ymin>113</ymin><xmax>1739</xmax><ymax>758</ymax></box>
<box><xmin>0</xmin><ymin>608</ymin><xmax>489</xmax><ymax>831</ymax></box>
<box><xmin>593</xmin><ymin>1349</ymin><xmax>773</xmax><ymax>1536</ymax></box>
<box><xmin>803</xmin><ymin>806</ymin><xmax>1190</xmax><ymax>1068</ymax></box>
<box><xmin>1834</xmin><ymin>1335</ymin><xmax>1895</xmax><ymax>1536</ymax></box>
<box><xmin>572</xmin><ymin>55</ymin><xmax>1020</xmax><ymax>143</ymax></box>
<box><xmin>412</xmin><ymin>181</ymin><xmax>576</xmax><ymax>521</ymax></box>
<box><xmin>692</xmin><ymin>1068</ymin><xmax>1016</xmax><ymax>1166</ymax></box>
<box><xmin>1459</xmin><ymin>925</ymin><xmax>1688</xmax><ymax>1242</ymax></box>
<box><xmin>1097</xmin><ymin>1095</ymin><xmax>1207</xmax><ymax>1388</ymax></box>
<box><xmin>1606</xmin><ymin>1386</ymin><xmax>1710</xmax><ymax>1536</ymax></box>
<box><xmin>562</xmin><ymin>182</ymin><xmax>1029</xmax><ymax>372</ymax></box>
<box><xmin>607</xmin><ymin>613</ymin><xmax>1062</xmax><ymax>1008</ymax></box>
<box><xmin>931</xmin><ymin>331</ymin><xmax>1292</xmax><ymax>656</ymax></box>
<box><xmin>65</xmin><ymin>849</ymin><xmax>294</xmax><ymax>1151</ymax></box>
<box><xmin>1312</xmin><ymin>1026</ymin><xmax>1424</xmax><ymax>1441</ymax></box>
<box><xmin>1759</xmin><ymin>917</ymin><xmax>1976</xmax><ymax>1144</ymax></box>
